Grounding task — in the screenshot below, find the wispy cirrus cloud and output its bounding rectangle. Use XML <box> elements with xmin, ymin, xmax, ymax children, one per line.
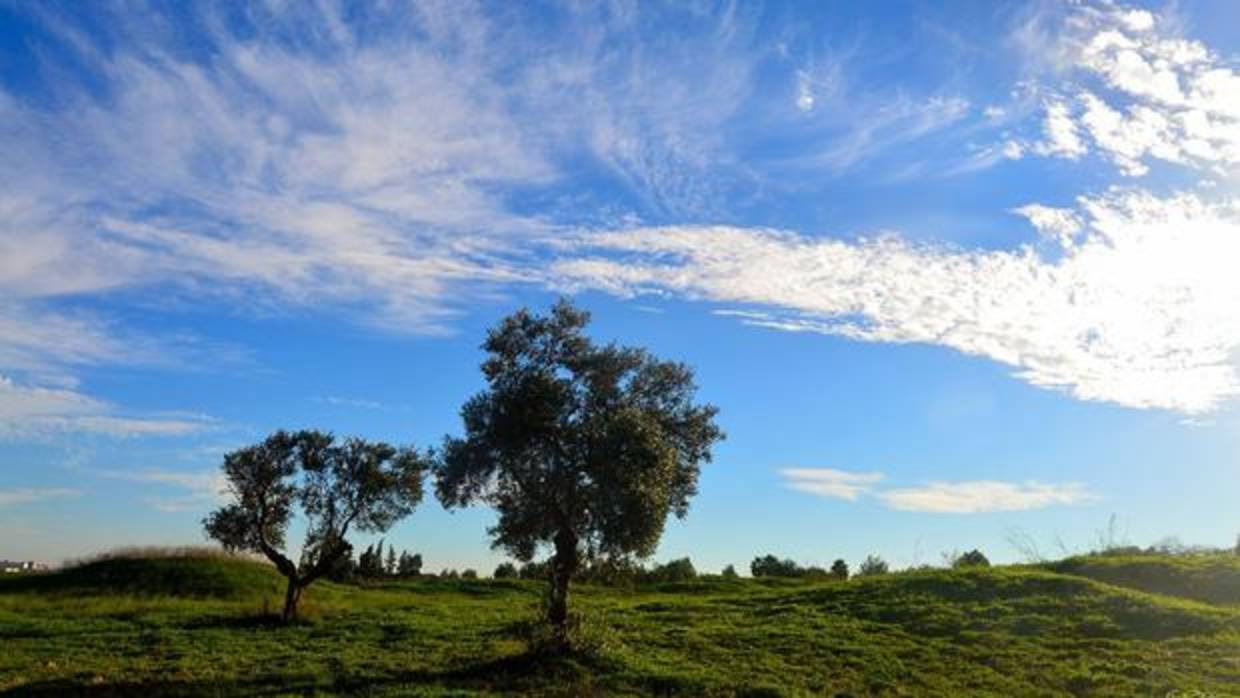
<box><xmin>0</xmin><ymin>376</ymin><xmax>212</xmax><ymax>439</ymax></box>
<box><xmin>98</xmin><ymin>468</ymin><xmax>229</xmax><ymax>513</ymax></box>
<box><xmin>0</xmin><ymin>487</ymin><xmax>81</xmax><ymax>507</ymax></box>
<box><xmin>553</xmin><ymin>3</ymin><xmax>1240</xmax><ymax>415</ymax></box>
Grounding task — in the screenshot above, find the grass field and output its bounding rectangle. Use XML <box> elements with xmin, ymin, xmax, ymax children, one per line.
<box><xmin>1</xmin><ymin>550</ymin><xmax>1238</xmax><ymax>696</ymax></box>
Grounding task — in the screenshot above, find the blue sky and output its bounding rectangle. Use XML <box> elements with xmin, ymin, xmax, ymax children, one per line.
<box><xmin>2</xmin><ymin>0</ymin><xmax>1239</xmax><ymax>572</ymax></box>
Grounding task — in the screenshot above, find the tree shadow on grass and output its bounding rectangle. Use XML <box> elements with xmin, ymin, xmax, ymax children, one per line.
<box><xmin>2</xmin><ymin>651</ymin><xmax>618</xmax><ymax>697</ymax></box>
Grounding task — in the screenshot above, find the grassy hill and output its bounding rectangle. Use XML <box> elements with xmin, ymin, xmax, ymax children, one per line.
<box><xmin>1</xmin><ymin>550</ymin><xmax>1238</xmax><ymax>696</ymax></box>
<box><xmin>1047</xmin><ymin>552</ymin><xmax>1240</xmax><ymax>606</ymax></box>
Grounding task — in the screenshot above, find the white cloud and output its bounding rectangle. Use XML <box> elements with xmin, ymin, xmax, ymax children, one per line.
<box><xmin>0</xmin><ymin>375</ymin><xmax>210</xmax><ymax>438</ymax></box>
<box><xmin>781</xmin><ymin>468</ymin><xmax>884</xmax><ymax>500</ymax></box>
<box><xmin>778</xmin><ymin>468</ymin><xmax>1092</xmax><ymax>514</ymax></box>
<box><xmin>0</xmin><ymin>488</ymin><xmax>81</xmax><ymax>507</ymax></box>
<box><xmin>556</xmin><ymin>189</ymin><xmax>1240</xmax><ymax>413</ymax></box>
<box><xmin>1030</xmin><ymin>3</ymin><xmax>1240</xmax><ymax>175</ymax></box>
<box><xmin>878</xmin><ymin>481</ymin><xmax>1093</xmax><ymax>514</ymax></box>
<box><xmin>1034</xmin><ymin>100</ymin><xmax>1087</xmax><ymax>159</ymax></box>
<box><xmin>99</xmin><ymin>468</ymin><xmax>229</xmax><ymax>513</ymax></box>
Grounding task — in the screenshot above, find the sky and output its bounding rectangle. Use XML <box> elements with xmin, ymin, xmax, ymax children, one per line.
<box><xmin>2</xmin><ymin>0</ymin><xmax>1239</xmax><ymax>573</ymax></box>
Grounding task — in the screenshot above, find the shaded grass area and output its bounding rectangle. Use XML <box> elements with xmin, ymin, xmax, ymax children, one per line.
<box><xmin>1048</xmin><ymin>552</ymin><xmax>1240</xmax><ymax>606</ymax></box>
<box><xmin>1</xmin><ymin>553</ymin><xmax>1238</xmax><ymax>696</ymax></box>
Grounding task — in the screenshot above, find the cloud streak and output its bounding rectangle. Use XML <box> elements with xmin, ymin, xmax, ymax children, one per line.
<box><xmin>780</xmin><ymin>468</ymin><xmax>1092</xmax><ymax>514</ymax></box>
<box><xmin>878</xmin><ymin>481</ymin><xmax>1094</xmax><ymax>514</ymax></box>
<box><xmin>780</xmin><ymin>468</ymin><xmax>884</xmax><ymax>501</ymax></box>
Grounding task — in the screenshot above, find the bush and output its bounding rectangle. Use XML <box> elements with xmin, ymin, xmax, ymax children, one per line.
<box><xmin>831</xmin><ymin>559</ymin><xmax>849</xmax><ymax>580</ymax></box>
<box><xmin>953</xmin><ymin>549</ymin><xmax>990</xmax><ymax>568</ymax></box>
<box><xmin>721</xmin><ymin>564</ymin><xmax>739</xmax><ymax>579</ymax></box>
<box><xmin>750</xmin><ymin>554</ymin><xmax>831</xmax><ymax>579</ymax></box>
<box><xmin>519</xmin><ymin>560</ymin><xmax>550</xmax><ymax>580</ymax></box>
<box><xmin>461</xmin><ymin>569</ymin><xmax>478</xmax><ymax>579</ymax></box>
<box><xmin>493</xmin><ymin>562</ymin><xmax>518</xmax><ymax>579</ymax></box>
<box><xmin>646</xmin><ymin>557</ymin><xmax>697</xmax><ymax>583</ymax></box>
<box><xmin>858</xmin><ymin>555</ymin><xmax>889</xmax><ymax>577</ymax></box>
<box><xmin>751</xmin><ymin>554</ymin><xmax>800</xmax><ymax>578</ymax></box>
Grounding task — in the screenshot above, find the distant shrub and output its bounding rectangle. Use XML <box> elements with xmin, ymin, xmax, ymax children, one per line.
<box><xmin>750</xmin><ymin>554</ymin><xmax>832</xmax><ymax>579</ymax></box>
<box><xmin>439</xmin><ymin>569</ymin><xmax>459</xmax><ymax>579</ymax></box>
<box><xmin>493</xmin><ymin>562</ymin><xmax>518</xmax><ymax>579</ymax></box>
<box><xmin>750</xmin><ymin>554</ymin><xmax>798</xmax><ymax>578</ymax></box>
<box><xmin>857</xmin><ymin>555</ymin><xmax>889</xmax><ymax>577</ymax></box>
<box><xmin>721</xmin><ymin>564</ymin><xmax>739</xmax><ymax>579</ymax></box>
<box><xmin>461</xmin><ymin>569</ymin><xmax>478</xmax><ymax>580</ymax></box>
<box><xmin>646</xmin><ymin>557</ymin><xmax>697</xmax><ymax>583</ymax></box>
<box><xmin>519</xmin><ymin>560</ymin><xmax>550</xmax><ymax>580</ymax></box>
<box><xmin>831</xmin><ymin>559</ymin><xmax>849</xmax><ymax>580</ymax></box>
<box><xmin>952</xmin><ymin>549</ymin><xmax>990</xmax><ymax>568</ymax></box>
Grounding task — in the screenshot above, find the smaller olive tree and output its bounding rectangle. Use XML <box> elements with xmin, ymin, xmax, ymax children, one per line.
<box><xmin>204</xmin><ymin>430</ymin><xmax>427</xmax><ymax>621</ymax></box>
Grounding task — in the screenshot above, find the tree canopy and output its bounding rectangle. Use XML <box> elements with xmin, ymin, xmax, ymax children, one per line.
<box><xmin>435</xmin><ymin>299</ymin><xmax>723</xmax><ymax>642</ymax></box>
<box><xmin>204</xmin><ymin>430</ymin><xmax>427</xmax><ymax>620</ymax></box>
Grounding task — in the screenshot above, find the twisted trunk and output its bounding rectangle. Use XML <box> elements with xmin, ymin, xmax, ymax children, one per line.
<box><xmin>281</xmin><ymin>576</ymin><xmax>302</xmax><ymax>622</ymax></box>
<box><xmin>547</xmin><ymin>526</ymin><xmax>579</xmax><ymax>646</ymax></box>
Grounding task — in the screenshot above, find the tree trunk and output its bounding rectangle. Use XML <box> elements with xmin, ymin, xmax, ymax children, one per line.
<box><xmin>281</xmin><ymin>576</ymin><xmax>302</xmax><ymax>622</ymax></box>
<box><xmin>547</xmin><ymin>527</ymin><xmax>579</xmax><ymax>647</ymax></box>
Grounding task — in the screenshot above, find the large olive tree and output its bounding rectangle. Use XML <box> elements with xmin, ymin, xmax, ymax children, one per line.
<box><xmin>435</xmin><ymin>300</ymin><xmax>723</xmax><ymax>643</ymax></box>
<box><xmin>204</xmin><ymin>430</ymin><xmax>427</xmax><ymax>621</ymax></box>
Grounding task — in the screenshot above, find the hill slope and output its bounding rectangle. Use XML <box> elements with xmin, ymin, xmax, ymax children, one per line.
<box><xmin>0</xmin><ymin>549</ymin><xmax>283</xmax><ymax>599</ymax></box>
<box><xmin>1</xmin><ymin>554</ymin><xmax>1238</xmax><ymax>696</ymax></box>
<box><xmin>1048</xmin><ymin>552</ymin><xmax>1240</xmax><ymax>606</ymax></box>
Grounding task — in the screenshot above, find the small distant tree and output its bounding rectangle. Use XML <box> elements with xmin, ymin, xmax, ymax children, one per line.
<box><xmin>494</xmin><ymin>561</ymin><xmax>518</xmax><ymax>579</ymax></box>
<box><xmin>830</xmin><ymin>559</ymin><xmax>849</xmax><ymax>580</ymax></box>
<box><xmin>386</xmin><ymin>546</ymin><xmax>398</xmax><ymax>577</ymax></box>
<box><xmin>435</xmin><ymin>300</ymin><xmax>723</xmax><ymax>646</ymax></box>
<box><xmin>857</xmin><ymin>555</ymin><xmax>889</xmax><ymax>577</ymax></box>
<box><xmin>397</xmin><ymin>551</ymin><xmax>423</xmax><ymax>577</ymax></box>
<box><xmin>461</xmin><ymin>568</ymin><xmax>478</xmax><ymax>579</ymax></box>
<box><xmin>203</xmin><ymin>430</ymin><xmax>427</xmax><ymax>621</ymax></box>
<box><xmin>953</xmin><ymin>549</ymin><xmax>990</xmax><ymax>568</ymax></box>
<box><xmin>326</xmin><ymin>548</ymin><xmax>358</xmax><ymax>583</ymax></box>
<box><xmin>720</xmin><ymin>564</ymin><xmax>739</xmax><ymax>579</ymax></box>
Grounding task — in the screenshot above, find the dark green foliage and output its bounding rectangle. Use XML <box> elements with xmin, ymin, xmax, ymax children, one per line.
<box><xmin>645</xmin><ymin>557</ymin><xmax>697</xmax><ymax>583</ymax></box>
<box><xmin>831</xmin><ymin>559</ymin><xmax>849</xmax><ymax>580</ymax></box>
<box><xmin>750</xmin><ymin>555</ymin><xmax>829</xmax><ymax>578</ymax></box>
<box><xmin>494</xmin><ymin>562</ymin><xmax>519</xmax><ymax>579</ymax></box>
<box><xmin>720</xmin><ymin>564</ymin><xmax>739</xmax><ymax>579</ymax></box>
<box><xmin>398</xmin><ymin>551</ymin><xmax>423</xmax><ymax>577</ymax></box>
<box><xmin>953</xmin><ymin>549</ymin><xmax>991</xmax><ymax>568</ymax></box>
<box><xmin>858</xmin><ymin>555</ymin><xmax>889</xmax><ymax>577</ymax></box>
<box><xmin>519</xmin><ymin>560</ymin><xmax>550</xmax><ymax>580</ymax></box>
<box><xmin>462</xmin><ymin>569</ymin><xmax>479</xmax><ymax>580</ymax></box>
<box><xmin>203</xmin><ymin>430</ymin><xmax>429</xmax><ymax>620</ymax></box>
<box><xmin>750</xmin><ymin>555</ymin><xmax>797</xmax><ymax>578</ymax></box>
<box><xmin>435</xmin><ymin>300</ymin><xmax>723</xmax><ymax>643</ymax></box>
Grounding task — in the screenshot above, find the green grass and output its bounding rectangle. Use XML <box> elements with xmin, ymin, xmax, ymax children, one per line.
<box><xmin>1048</xmin><ymin>552</ymin><xmax>1240</xmax><ymax>606</ymax></box>
<box><xmin>1</xmin><ymin>551</ymin><xmax>1238</xmax><ymax>696</ymax></box>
